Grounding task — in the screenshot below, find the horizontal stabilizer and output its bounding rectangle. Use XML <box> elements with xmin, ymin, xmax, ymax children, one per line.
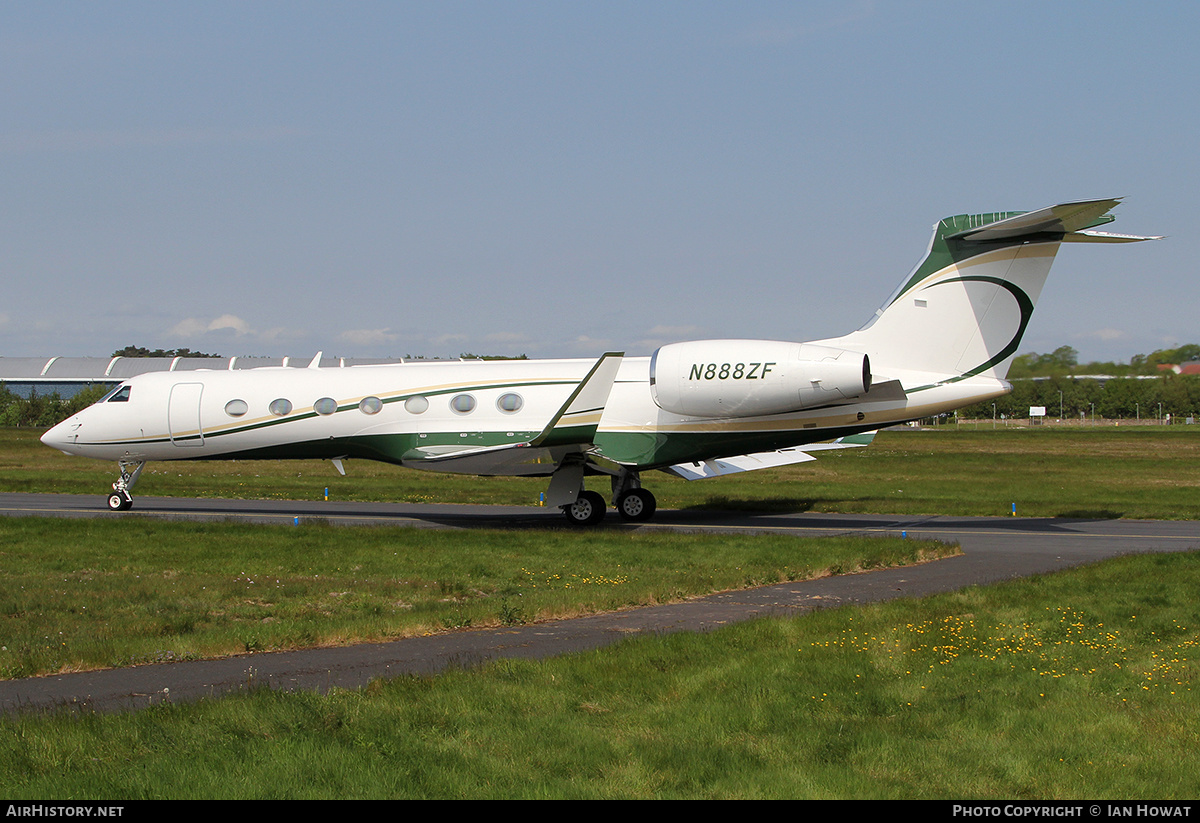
<box><xmin>665</xmin><ymin>431</ymin><xmax>876</xmax><ymax>481</ymax></box>
<box><xmin>1063</xmin><ymin>229</ymin><xmax>1165</xmax><ymax>243</ymax></box>
<box><xmin>946</xmin><ymin>198</ymin><xmax>1161</xmax><ymax>244</ymax></box>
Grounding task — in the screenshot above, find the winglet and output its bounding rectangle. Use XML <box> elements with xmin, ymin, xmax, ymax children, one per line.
<box><xmin>529</xmin><ymin>352</ymin><xmax>624</xmax><ymax>448</ymax></box>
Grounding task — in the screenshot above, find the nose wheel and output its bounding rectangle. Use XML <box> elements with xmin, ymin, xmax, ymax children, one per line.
<box><xmin>107</xmin><ymin>490</ymin><xmax>133</xmax><ymax>511</ymax></box>
<box><xmin>107</xmin><ymin>460</ymin><xmax>145</xmax><ymax>512</ymax></box>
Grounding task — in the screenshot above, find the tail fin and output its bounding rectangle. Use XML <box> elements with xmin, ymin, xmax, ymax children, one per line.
<box><xmin>820</xmin><ymin>198</ymin><xmax>1159</xmax><ymax>381</ymax></box>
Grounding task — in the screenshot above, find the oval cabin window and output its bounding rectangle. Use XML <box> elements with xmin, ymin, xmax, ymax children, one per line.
<box><xmin>496</xmin><ymin>393</ymin><xmax>523</xmax><ymax>413</ymax></box>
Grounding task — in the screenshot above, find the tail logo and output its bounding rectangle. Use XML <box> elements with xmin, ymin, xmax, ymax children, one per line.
<box><xmin>925</xmin><ymin>273</ymin><xmax>1034</xmax><ymax>383</ymax></box>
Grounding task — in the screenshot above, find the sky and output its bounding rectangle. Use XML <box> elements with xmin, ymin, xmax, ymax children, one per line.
<box><xmin>1</xmin><ymin>1</ymin><xmax>1195</xmax><ymax>364</ymax></box>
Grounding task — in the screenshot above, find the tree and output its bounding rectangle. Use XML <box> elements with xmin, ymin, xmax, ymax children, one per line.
<box><xmin>111</xmin><ymin>346</ymin><xmax>221</xmax><ymax>358</ymax></box>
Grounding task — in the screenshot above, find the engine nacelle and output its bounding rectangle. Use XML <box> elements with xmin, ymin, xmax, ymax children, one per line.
<box><xmin>650</xmin><ymin>340</ymin><xmax>871</xmax><ymax>418</ymax></box>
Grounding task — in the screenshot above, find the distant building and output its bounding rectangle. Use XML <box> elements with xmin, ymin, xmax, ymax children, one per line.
<box><xmin>1154</xmin><ymin>361</ymin><xmax>1200</xmax><ymax>376</ymax></box>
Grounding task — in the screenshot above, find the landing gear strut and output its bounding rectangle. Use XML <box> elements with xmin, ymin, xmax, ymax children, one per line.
<box><xmin>107</xmin><ymin>460</ymin><xmax>145</xmax><ymax>511</ymax></box>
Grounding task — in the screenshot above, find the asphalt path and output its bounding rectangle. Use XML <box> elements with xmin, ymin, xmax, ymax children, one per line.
<box><xmin>3</xmin><ymin>492</ymin><xmax>1199</xmax><ymax>715</ymax></box>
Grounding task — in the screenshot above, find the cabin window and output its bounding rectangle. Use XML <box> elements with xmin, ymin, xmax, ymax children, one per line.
<box><xmin>225</xmin><ymin>399</ymin><xmax>249</xmax><ymax>417</ymax></box>
<box><xmin>105</xmin><ymin>385</ymin><xmax>131</xmax><ymax>403</ymax></box>
<box><xmin>269</xmin><ymin>398</ymin><xmax>293</xmax><ymax>416</ymax></box>
<box><xmin>404</xmin><ymin>395</ymin><xmax>429</xmax><ymax>414</ymax></box>
<box><xmin>359</xmin><ymin>396</ymin><xmax>382</xmax><ymax>415</ymax></box>
<box><xmin>314</xmin><ymin>397</ymin><xmax>337</xmax><ymax>416</ymax></box>
<box><xmin>496</xmin><ymin>392</ymin><xmax>523</xmax><ymax>413</ymax></box>
<box><xmin>450</xmin><ymin>394</ymin><xmax>476</xmax><ymax>414</ymax></box>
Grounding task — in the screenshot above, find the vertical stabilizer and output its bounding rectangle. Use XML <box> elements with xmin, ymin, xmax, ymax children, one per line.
<box><xmin>817</xmin><ymin>198</ymin><xmax>1158</xmax><ymax>381</ymax></box>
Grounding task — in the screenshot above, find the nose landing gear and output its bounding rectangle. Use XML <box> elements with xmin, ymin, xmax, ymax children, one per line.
<box><xmin>107</xmin><ymin>460</ymin><xmax>145</xmax><ymax>511</ymax></box>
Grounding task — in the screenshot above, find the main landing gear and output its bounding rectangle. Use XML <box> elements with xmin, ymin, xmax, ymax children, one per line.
<box><xmin>560</xmin><ymin>470</ymin><xmax>657</xmax><ymax>526</ymax></box>
<box><xmin>615</xmin><ymin>487</ymin><xmax>656</xmax><ymax>521</ymax></box>
<box><xmin>107</xmin><ymin>460</ymin><xmax>145</xmax><ymax>511</ymax></box>
<box><xmin>563</xmin><ymin>490</ymin><xmax>607</xmax><ymax>526</ymax></box>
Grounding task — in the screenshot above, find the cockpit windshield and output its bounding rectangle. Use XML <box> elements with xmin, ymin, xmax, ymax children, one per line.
<box><xmin>99</xmin><ymin>384</ymin><xmax>131</xmax><ymax>403</ymax></box>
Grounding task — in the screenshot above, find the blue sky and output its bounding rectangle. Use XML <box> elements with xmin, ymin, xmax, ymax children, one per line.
<box><xmin>2</xmin><ymin>1</ymin><xmax>1194</xmax><ymax>363</ymax></box>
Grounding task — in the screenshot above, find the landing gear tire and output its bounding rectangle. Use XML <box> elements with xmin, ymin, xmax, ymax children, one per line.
<box><xmin>107</xmin><ymin>491</ymin><xmax>133</xmax><ymax>511</ymax></box>
<box><xmin>563</xmin><ymin>490</ymin><xmax>606</xmax><ymax>526</ymax></box>
<box><xmin>616</xmin><ymin>488</ymin><xmax>656</xmax><ymax>522</ymax></box>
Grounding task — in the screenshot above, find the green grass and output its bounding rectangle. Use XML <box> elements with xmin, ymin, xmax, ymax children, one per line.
<box><xmin>2</xmin><ymin>550</ymin><xmax>1198</xmax><ymax>798</ymax></box>
<box><xmin>10</xmin><ymin>426</ymin><xmax>1200</xmax><ymax>518</ymax></box>
<box><xmin>0</xmin><ymin>516</ymin><xmax>953</xmax><ymax>679</ymax></box>
<box><xmin>5</xmin><ymin>425</ymin><xmax>1200</xmax><ymax>797</ymax></box>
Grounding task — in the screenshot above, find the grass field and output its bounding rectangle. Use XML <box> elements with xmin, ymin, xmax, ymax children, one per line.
<box><xmin>3</xmin><ymin>551</ymin><xmax>1198</xmax><ymax>798</ymax></box>
<box><xmin>3</xmin><ymin>425</ymin><xmax>1200</xmax><ymax>798</ymax></box>
<box><xmin>0</xmin><ymin>516</ymin><xmax>952</xmax><ymax>680</ymax></box>
<box><xmin>8</xmin><ymin>425</ymin><xmax>1200</xmax><ymax>519</ymax></box>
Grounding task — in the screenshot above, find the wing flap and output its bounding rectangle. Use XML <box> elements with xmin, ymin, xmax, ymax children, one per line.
<box><xmin>665</xmin><ymin>431</ymin><xmax>877</xmax><ymax>481</ymax></box>
<box><xmin>402</xmin><ymin>442</ymin><xmax>570</xmax><ymax>476</ymax></box>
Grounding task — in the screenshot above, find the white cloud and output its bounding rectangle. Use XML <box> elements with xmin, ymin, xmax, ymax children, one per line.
<box><xmin>1086</xmin><ymin>328</ymin><xmax>1128</xmax><ymax>342</ymax></box>
<box><xmin>339</xmin><ymin>328</ymin><xmax>400</xmax><ymax>346</ymax></box>
<box><xmin>484</xmin><ymin>331</ymin><xmax>531</xmax><ymax>344</ymax></box>
<box><xmin>207</xmin><ymin>314</ymin><xmax>251</xmax><ymax>334</ymax></box>
<box><xmin>167</xmin><ymin>318</ymin><xmax>211</xmax><ymax>337</ymax></box>
<box><xmin>635</xmin><ymin>324</ymin><xmax>703</xmax><ymax>352</ymax></box>
<box><xmin>567</xmin><ymin>335</ymin><xmax>613</xmax><ymax>353</ymax></box>
<box><xmin>169</xmin><ymin>314</ymin><xmax>253</xmax><ymax>337</ymax></box>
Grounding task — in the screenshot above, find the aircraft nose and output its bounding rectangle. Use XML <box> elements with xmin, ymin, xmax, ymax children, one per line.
<box><xmin>41</xmin><ymin>417</ymin><xmax>81</xmax><ymax>453</ymax></box>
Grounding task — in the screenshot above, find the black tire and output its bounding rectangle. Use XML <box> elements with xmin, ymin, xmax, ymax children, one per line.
<box><xmin>616</xmin><ymin>488</ymin><xmax>656</xmax><ymax>522</ymax></box>
<box><xmin>563</xmin><ymin>490</ymin><xmax>606</xmax><ymax>526</ymax></box>
<box><xmin>107</xmin><ymin>492</ymin><xmax>132</xmax><ymax>511</ymax></box>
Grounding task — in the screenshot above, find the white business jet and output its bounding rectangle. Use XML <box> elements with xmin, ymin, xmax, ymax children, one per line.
<box><xmin>42</xmin><ymin>198</ymin><xmax>1157</xmax><ymax>524</ymax></box>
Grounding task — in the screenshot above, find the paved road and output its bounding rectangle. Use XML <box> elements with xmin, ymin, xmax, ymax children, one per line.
<box><xmin>3</xmin><ymin>492</ymin><xmax>1199</xmax><ymax>714</ymax></box>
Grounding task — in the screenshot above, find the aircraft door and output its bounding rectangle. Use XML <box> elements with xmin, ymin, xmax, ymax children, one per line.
<box><xmin>168</xmin><ymin>383</ymin><xmax>204</xmax><ymax>447</ymax></box>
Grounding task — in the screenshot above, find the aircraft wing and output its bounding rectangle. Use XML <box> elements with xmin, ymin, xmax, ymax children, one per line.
<box><xmin>401</xmin><ymin>352</ymin><xmax>624</xmax><ymax>476</ymax></box>
<box><xmin>401</xmin><ymin>441</ymin><xmax>582</xmax><ymax>477</ymax></box>
<box><xmin>664</xmin><ymin>431</ymin><xmax>877</xmax><ymax>481</ymax></box>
